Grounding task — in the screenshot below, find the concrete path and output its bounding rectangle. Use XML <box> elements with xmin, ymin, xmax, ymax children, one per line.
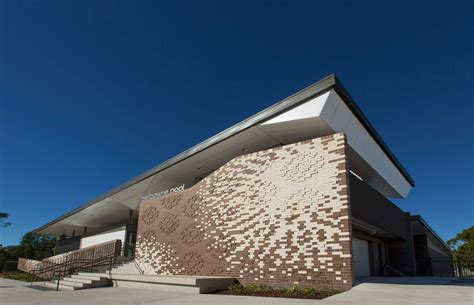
<box><xmin>0</xmin><ymin>277</ymin><xmax>472</xmax><ymax>305</ymax></box>
<box><xmin>355</xmin><ymin>276</ymin><xmax>461</xmax><ymax>285</ymax></box>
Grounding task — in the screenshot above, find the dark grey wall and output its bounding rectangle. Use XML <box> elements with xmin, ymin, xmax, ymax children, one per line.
<box><xmin>349</xmin><ymin>175</ymin><xmax>417</xmax><ymax>276</ymax></box>
<box><xmin>413</xmin><ymin>234</ymin><xmax>454</xmax><ymax>276</ymax></box>
<box><xmin>55</xmin><ymin>236</ymin><xmax>81</xmax><ymax>254</ymax></box>
<box><xmin>428</xmin><ymin>247</ymin><xmax>449</xmax><ymax>258</ymax></box>
<box><xmin>413</xmin><ymin>235</ymin><xmax>431</xmax><ymax>276</ymax></box>
<box><xmin>426</xmin><ymin>234</ymin><xmax>452</xmax><ymax>258</ymax></box>
<box><xmin>413</xmin><ymin>235</ymin><xmax>429</xmax><ymax>259</ymax></box>
<box><xmin>386</xmin><ymin>217</ymin><xmax>417</xmax><ymax>276</ymax></box>
<box><xmin>350</xmin><ymin>175</ymin><xmax>408</xmax><ymax>238</ymax></box>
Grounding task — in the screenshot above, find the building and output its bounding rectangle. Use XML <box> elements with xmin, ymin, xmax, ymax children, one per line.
<box><xmin>28</xmin><ymin>74</ymin><xmax>451</xmax><ymax>290</ymax></box>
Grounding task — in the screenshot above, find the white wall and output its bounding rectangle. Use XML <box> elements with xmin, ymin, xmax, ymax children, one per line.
<box><xmin>80</xmin><ymin>228</ymin><xmax>126</xmax><ymax>249</ymax></box>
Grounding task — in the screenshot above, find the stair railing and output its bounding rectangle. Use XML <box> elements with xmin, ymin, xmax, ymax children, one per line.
<box><xmin>28</xmin><ymin>253</ymin><xmax>122</xmax><ymax>291</ymax></box>
<box><xmin>120</xmin><ymin>243</ymin><xmax>144</xmax><ymax>275</ymax></box>
<box><xmin>48</xmin><ymin>254</ymin><xmax>118</xmax><ymax>291</ymax></box>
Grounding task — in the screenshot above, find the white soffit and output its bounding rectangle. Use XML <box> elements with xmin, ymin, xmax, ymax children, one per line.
<box><xmin>37</xmin><ymin>184</ymin><xmax>151</xmax><ymax>236</ymax></box>
<box><xmin>263</xmin><ymin>91</ymin><xmax>330</xmax><ymax>125</ymax></box>
<box><xmin>261</xmin><ymin>89</ymin><xmax>412</xmax><ymax>198</ymax></box>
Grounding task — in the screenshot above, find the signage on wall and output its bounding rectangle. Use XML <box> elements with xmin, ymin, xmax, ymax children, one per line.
<box><xmin>141</xmin><ymin>184</ymin><xmax>185</xmax><ymax>202</ymax></box>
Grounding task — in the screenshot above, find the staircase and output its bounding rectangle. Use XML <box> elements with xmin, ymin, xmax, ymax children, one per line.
<box><xmin>41</xmin><ymin>273</ymin><xmax>111</xmax><ymax>291</ymax></box>
<box><xmin>110</xmin><ymin>260</ymin><xmax>141</xmax><ymax>274</ymax></box>
<box><xmin>34</xmin><ymin>260</ymin><xmax>236</xmax><ymax>293</ymax></box>
<box><xmin>38</xmin><ymin>260</ymin><xmax>138</xmax><ymax>291</ymax></box>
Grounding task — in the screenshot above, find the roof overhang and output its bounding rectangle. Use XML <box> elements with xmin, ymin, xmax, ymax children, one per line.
<box><xmin>35</xmin><ymin>74</ymin><xmax>415</xmax><ymax>236</ymax></box>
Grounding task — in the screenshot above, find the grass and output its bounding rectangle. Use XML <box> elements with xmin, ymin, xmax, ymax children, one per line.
<box><xmin>0</xmin><ymin>272</ymin><xmax>44</xmax><ymax>282</ymax></box>
<box><xmin>220</xmin><ymin>283</ymin><xmax>342</xmax><ymax>299</ymax></box>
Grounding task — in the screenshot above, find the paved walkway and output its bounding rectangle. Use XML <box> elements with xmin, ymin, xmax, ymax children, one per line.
<box><xmin>0</xmin><ymin>277</ymin><xmax>472</xmax><ymax>305</ymax></box>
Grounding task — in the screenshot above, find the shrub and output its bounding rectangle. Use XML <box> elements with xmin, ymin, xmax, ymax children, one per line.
<box><xmin>228</xmin><ymin>283</ymin><xmax>244</xmax><ymax>293</ymax></box>
<box><xmin>245</xmin><ymin>283</ymin><xmax>272</xmax><ymax>293</ymax></box>
<box><xmin>302</xmin><ymin>287</ymin><xmax>316</xmax><ymax>295</ymax></box>
<box><xmin>285</xmin><ymin>284</ymin><xmax>300</xmax><ymax>295</ymax></box>
<box><xmin>222</xmin><ymin>282</ymin><xmax>341</xmax><ymax>299</ymax></box>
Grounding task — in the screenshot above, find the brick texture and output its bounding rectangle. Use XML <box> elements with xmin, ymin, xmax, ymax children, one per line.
<box><xmin>136</xmin><ymin>133</ymin><xmax>353</xmax><ymax>290</ymax></box>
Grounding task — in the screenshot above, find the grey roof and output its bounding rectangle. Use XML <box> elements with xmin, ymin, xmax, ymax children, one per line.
<box><xmin>34</xmin><ymin>73</ymin><xmax>415</xmax><ymax>234</ymax></box>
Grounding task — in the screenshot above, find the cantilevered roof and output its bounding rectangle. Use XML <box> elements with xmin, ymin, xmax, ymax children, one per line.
<box><xmin>35</xmin><ymin>74</ymin><xmax>415</xmax><ymax>236</ymax></box>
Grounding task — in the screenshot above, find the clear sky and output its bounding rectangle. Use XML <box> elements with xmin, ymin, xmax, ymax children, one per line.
<box><xmin>0</xmin><ymin>1</ymin><xmax>472</xmax><ymax>246</ymax></box>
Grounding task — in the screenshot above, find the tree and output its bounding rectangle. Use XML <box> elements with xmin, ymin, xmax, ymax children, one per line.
<box><xmin>0</xmin><ymin>232</ymin><xmax>56</xmax><ymax>271</ymax></box>
<box><xmin>0</xmin><ymin>212</ymin><xmax>11</xmax><ymax>228</ymax></box>
<box><xmin>12</xmin><ymin>232</ymin><xmax>56</xmax><ymax>260</ymax></box>
<box><xmin>447</xmin><ymin>226</ymin><xmax>474</xmax><ymax>257</ymax></box>
<box><xmin>0</xmin><ymin>246</ymin><xmax>17</xmax><ymax>272</ymax></box>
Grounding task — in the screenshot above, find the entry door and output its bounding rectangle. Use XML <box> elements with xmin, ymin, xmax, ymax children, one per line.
<box><xmin>352</xmin><ymin>238</ymin><xmax>370</xmax><ymax>276</ymax></box>
<box><xmin>124</xmin><ymin>232</ymin><xmax>137</xmax><ymax>257</ymax></box>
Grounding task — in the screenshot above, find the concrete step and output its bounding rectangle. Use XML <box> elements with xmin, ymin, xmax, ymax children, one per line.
<box><xmin>113</xmin><ymin>266</ymin><xmax>135</xmax><ymax>271</ymax></box>
<box><xmin>73</xmin><ymin>273</ymin><xmax>108</xmax><ymax>280</ymax></box>
<box><xmin>112</xmin><ymin>267</ymin><xmax>135</xmax><ymax>273</ymax></box>
<box><xmin>110</xmin><ymin>261</ymin><xmax>140</xmax><ymax>275</ymax></box>
<box><xmin>102</xmin><ymin>273</ymin><xmax>237</xmax><ymax>293</ymax></box>
<box><xmin>61</xmin><ymin>277</ymin><xmax>93</xmax><ymax>284</ymax></box>
<box><xmin>111</xmin><ymin>274</ymin><xmax>205</xmax><ymax>285</ymax></box>
<box><xmin>52</xmin><ymin>280</ymin><xmax>85</xmax><ymax>288</ymax></box>
<box><xmin>28</xmin><ymin>282</ymin><xmax>58</xmax><ymax>291</ymax></box>
<box><xmin>44</xmin><ymin>273</ymin><xmax>111</xmax><ymax>291</ymax></box>
<box><xmin>49</xmin><ymin>270</ymin><xmax>236</xmax><ymax>293</ymax></box>
<box><xmin>113</xmin><ymin>264</ymin><xmax>136</xmax><ymax>269</ymax></box>
<box><xmin>44</xmin><ymin>282</ymin><xmax>78</xmax><ymax>291</ymax></box>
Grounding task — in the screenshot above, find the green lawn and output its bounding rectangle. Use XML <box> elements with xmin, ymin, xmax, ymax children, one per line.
<box><xmin>0</xmin><ymin>273</ymin><xmax>44</xmax><ymax>282</ymax></box>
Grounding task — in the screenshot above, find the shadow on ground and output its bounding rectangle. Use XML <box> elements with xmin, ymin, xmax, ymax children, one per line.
<box><xmin>355</xmin><ymin>276</ymin><xmax>474</xmax><ymax>286</ymax></box>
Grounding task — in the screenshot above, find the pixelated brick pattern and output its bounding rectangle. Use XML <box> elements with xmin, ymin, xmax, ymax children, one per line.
<box><xmin>136</xmin><ymin>133</ymin><xmax>353</xmax><ymax>290</ymax></box>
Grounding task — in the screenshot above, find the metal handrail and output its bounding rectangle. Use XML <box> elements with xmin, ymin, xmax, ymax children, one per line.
<box><xmin>121</xmin><ymin>243</ymin><xmax>136</xmax><ymax>259</ymax></box>
<box><xmin>51</xmin><ymin>255</ymin><xmax>117</xmax><ymax>290</ymax></box>
<box><xmin>132</xmin><ymin>259</ymin><xmax>144</xmax><ymax>275</ymax></box>
<box><xmin>28</xmin><ymin>258</ymin><xmax>90</xmax><ymax>277</ymax></box>
<box><xmin>28</xmin><ymin>242</ymin><xmax>142</xmax><ymax>290</ymax></box>
<box><xmin>120</xmin><ymin>243</ymin><xmax>144</xmax><ymax>275</ymax></box>
<box><xmin>28</xmin><ymin>254</ymin><xmax>119</xmax><ymax>290</ymax></box>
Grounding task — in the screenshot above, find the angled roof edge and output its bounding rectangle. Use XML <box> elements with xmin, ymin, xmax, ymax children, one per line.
<box><xmin>34</xmin><ymin>73</ymin><xmax>415</xmax><ymax>234</ymax></box>
<box><xmin>411</xmin><ymin>215</ymin><xmax>452</xmax><ymax>254</ymax></box>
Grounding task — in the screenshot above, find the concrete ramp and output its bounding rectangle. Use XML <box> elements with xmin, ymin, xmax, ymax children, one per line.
<box><xmin>107</xmin><ymin>273</ymin><xmax>236</xmax><ymax>293</ymax></box>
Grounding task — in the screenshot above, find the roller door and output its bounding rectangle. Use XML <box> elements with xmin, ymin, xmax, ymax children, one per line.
<box><xmin>352</xmin><ymin>238</ymin><xmax>370</xmax><ymax>276</ymax></box>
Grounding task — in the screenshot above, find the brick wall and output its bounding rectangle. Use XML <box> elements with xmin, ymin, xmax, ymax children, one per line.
<box><xmin>136</xmin><ymin>133</ymin><xmax>353</xmax><ymax>290</ymax></box>
<box><xmin>42</xmin><ymin>239</ymin><xmax>122</xmax><ymax>264</ymax></box>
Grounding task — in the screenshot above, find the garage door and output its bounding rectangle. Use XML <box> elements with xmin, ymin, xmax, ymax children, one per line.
<box><xmin>352</xmin><ymin>238</ymin><xmax>370</xmax><ymax>276</ymax></box>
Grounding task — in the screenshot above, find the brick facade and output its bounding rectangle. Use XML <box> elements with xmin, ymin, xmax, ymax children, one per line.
<box><xmin>136</xmin><ymin>133</ymin><xmax>353</xmax><ymax>290</ymax></box>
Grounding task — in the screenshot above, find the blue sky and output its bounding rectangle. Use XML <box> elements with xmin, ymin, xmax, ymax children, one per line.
<box><xmin>0</xmin><ymin>1</ymin><xmax>472</xmax><ymax>246</ymax></box>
